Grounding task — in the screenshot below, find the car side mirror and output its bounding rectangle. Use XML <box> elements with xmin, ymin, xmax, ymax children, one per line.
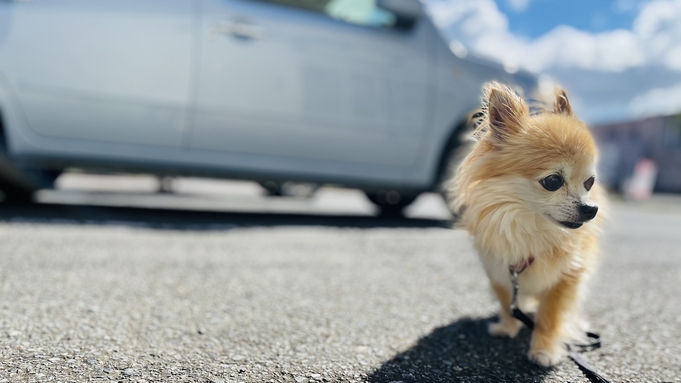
<box><xmin>376</xmin><ymin>0</ymin><xmax>421</xmax><ymax>29</ymax></box>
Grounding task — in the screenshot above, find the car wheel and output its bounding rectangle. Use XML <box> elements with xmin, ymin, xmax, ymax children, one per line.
<box><xmin>365</xmin><ymin>190</ymin><xmax>417</xmax><ymax>217</ymax></box>
<box><xmin>260</xmin><ymin>181</ymin><xmax>319</xmax><ymax>198</ymax></box>
<box><xmin>23</xmin><ymin>169</ymin><xmax>61</xmax><ymax>189</ymax></box>
<box><xmin>437</xmin><ymin>149</ymin><xmax>456</xmax><ymax>193</ymax></box>
<box><xmin>0</xmin><ymin>185</ymin><xmax>34</xmax><ymax>205</ymax></box>
<box><xmin>0</xmin><ymin>168</ymin><xmax>62</xmax><ymax>205</ymax></box>
<box><xmin>259</xmin><ymin>181</ymin><xmax>283</xmax><ymax>196</ymax></box>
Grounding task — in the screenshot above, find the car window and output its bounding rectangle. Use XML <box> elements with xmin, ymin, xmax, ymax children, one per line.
<box><xmin>261</xmin><ymin>0</ymin><xmax>397</xmax><ymax>28</ymax></box>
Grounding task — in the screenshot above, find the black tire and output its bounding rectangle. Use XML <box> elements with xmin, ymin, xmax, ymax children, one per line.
<box><xmin>259</xmin><ymin>181</ymin><xmax>283</xmax><ymax>196</ymax></box>
<box><xmin>23</xmin><ymin>168</ymin><xmax>61</xmax><ymax>189</ymax></box>
<box><xmin>437</xmin><ymin>145</ymin><xmax>465</xmax><ymax>200</ymax></box>
<box><xmin>260</xmin><ymin>181</ymin><xmax>319</xmax><ymax>198</ymax></box>
<box><xmin>433</xmin><ymin>119</ymin><xmax>473</xmax><ymax>195</ymax></box>
<box><xmin>0</xmin><ymin>169</ymin><xmax>60</xmax><ymax>205</ymax></box>
<box><xmin>365</xmin><ymin>190</ymin><xmax>417</xmax><ymax>217</ymax></box>
<box><xmin>0</xmin><ymin>185</ymin><xmax>34</xmax><ymax>205</ymax></box>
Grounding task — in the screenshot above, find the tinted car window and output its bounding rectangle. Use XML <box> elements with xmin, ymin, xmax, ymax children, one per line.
<box><xmin>262</xmin><ymin>0</ymin><xmax>397</xmax><ymax>28</ymax></box>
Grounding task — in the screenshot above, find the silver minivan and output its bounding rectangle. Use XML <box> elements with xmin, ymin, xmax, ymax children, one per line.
<box><xmin>0</xmin><ymin>0</ymin><xmax>536</xmax><ymax>213</ymax></box>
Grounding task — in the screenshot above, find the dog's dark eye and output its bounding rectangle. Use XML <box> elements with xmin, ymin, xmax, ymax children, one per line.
<box><xmin>584</xmin><ymin>176</ymin><xmax>595</xmax><ymax>191</ymax></box>
<box><xmin>540</xmin><ymin>174</ymin><xmax>564</xmax><ymax>191</ymax></box>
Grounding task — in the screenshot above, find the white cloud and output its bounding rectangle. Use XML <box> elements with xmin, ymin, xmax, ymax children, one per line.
<box><xmin>428</xmin><ymin>1</ymin><xmax>506</xmax><ymax>32</ymax></box>
<box><xmin>425</xmin><ymin>0</ymin><xmax>681</xmax><ymax>121</ymax></box>
<box><xmin>629</xmin><ymin>83</ymin><xmax>681</xmax><ymax>117</ymax></box>
<box><xmin>665</xmin><ymin>46</ymin><xmax>681</xmax><ymax>70</ymax></box>
<box><xmin>613</xmin><ymin>0</ymin><xmax>640</xmax><ymax>13</ymax></box>
<box><xmin>427</xmin><ymin>0</ymin><xmax>681</xmax><ymax>73</ymax></box>
<box><xmin>471</xmin><ymin>25</ymin><xmax>646</xmax><ymax>73</ymax></box>
<box><xmin>506</xmin><ymin>0</ymin><xmax>532</xmax><ymax>12</ymax></box>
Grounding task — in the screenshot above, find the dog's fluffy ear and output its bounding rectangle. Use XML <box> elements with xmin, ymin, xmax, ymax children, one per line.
<box><xmin>483</xmin><ymin>82</ymin><xmax>528</xmax><ymax>144</ymax></box>
<box><xmin>554</xmin><ymin>87</ymin><xmax>572</xmax><ymax>115</ymax></box>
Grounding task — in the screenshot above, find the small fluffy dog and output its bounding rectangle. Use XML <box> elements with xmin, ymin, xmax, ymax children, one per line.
<box><xmin>447</xmin><ymin>82</ymin><xmax>605</xmax><ymax>367</ymax></box>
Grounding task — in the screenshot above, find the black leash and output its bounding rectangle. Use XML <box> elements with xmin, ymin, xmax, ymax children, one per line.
<box><xmin>509</xmin><ymin>269</ymin><xmax>612</xmax><ymax>383</ymax></box>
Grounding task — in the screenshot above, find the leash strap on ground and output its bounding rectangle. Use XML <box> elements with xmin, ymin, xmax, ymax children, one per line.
<box><xmin>568</xmin><ymin>350</ymin><xmax>612</xmax><ymax>383</ymax></box>
<box><xmin>509</xmin><ymin>270</ymin><xmax>612</xmax><ymax>383</ymax></box>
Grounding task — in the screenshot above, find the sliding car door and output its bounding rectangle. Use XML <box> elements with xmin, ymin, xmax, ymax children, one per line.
<box><xmin>192</xmin><ymin>0</ymin><xmax>430</xmax><ymax>169</ymax></box>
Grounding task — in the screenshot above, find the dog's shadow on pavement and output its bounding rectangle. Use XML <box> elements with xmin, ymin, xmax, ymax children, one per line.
<box><xmin>368</xmin><ymin>317</ymin><xmax>550</xmax><ymax>383</ymax></box>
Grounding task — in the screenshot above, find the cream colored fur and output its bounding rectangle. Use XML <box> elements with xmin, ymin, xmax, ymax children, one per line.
<box><xmin>446</xmin><ymin>82</ymin><xmax>606</xmax><ymax>367</ymax></box>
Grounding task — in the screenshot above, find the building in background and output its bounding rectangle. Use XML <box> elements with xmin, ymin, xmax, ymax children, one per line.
<box><xmin>593</xmin><ymin>114</ymin><xmax>681</xmax><ymax>193</ymax></box>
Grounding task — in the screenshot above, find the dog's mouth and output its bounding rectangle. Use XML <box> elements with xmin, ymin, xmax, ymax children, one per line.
<box><xmin>558</xmin><ymin>221</ymin><xmax>583</xmax><ymax>229</ymax></box>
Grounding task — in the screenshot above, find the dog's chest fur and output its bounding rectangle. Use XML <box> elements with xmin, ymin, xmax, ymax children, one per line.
<box><xmin>462</xmin><ymin>178</ymin><xmax>599</xmax><ymax>295</ymax></box>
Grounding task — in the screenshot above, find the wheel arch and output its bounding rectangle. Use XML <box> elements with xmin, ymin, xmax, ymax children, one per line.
<box><xmin>428</xmin><ymin>114</ymin><xmax>474</xmax><ymax>192</ymax></box>
<box><xmin>0</xmin><ymin>105</ymin><xmax>9</xmax><ymax>155</ymax></box>
<box><xmin>0</xmin><ymin>78</ymin><xmax>11</xmax><ymax>154</ymax></box>
<box><xmin>0</xmin><ymin>89</ymin><xmax>52</xmax><ymax>193</ymax></box>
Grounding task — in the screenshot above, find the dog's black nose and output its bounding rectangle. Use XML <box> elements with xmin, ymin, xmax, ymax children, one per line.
<box><xmin>579</xmin><ymin>204</ymin><xmax>598</xmax><ymax>220</ymax></box>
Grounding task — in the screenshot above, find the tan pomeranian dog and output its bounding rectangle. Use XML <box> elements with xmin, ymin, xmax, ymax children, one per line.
<box><xmin>447</xmin><ymin>82</ymin><xmax>606</xmax><ymax>367</ymax></box>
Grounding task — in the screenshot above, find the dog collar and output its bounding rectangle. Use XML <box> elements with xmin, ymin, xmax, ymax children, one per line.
<box><xmin>509</xmin><ymin>256</ymin><xmax>534</xmax><ymax>274</ymax></box>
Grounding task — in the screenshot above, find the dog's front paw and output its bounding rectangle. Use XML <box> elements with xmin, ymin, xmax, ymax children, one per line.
<box><xmin>488</xmin><ymin>319</ymin><xmax>522</xmax><ymax>338</ymax></box>
<box><xmin>527</xmin><ymin>347</ymin><xmax>564</xmax><ymax>367</ymax></box>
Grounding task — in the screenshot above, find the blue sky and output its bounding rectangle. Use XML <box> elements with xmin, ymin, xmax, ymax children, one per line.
<box><xmin>426</xmin><ymin>0</ymin><xmax>681</xmax><ymax>125</ymax></box>
<box><xmin>497</xmin><ymin>0</ymin><xmax>639</xmax><ymax>38</ymax></box>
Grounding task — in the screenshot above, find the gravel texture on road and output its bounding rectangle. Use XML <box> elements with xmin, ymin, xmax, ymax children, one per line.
<box><xmin>0</xmin><ymin>201</ymin><xmax>679</xmax><ymax>383</ymax></box>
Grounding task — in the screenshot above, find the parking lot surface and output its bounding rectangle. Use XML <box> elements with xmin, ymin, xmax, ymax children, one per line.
<box><xmin>0</xmin><ymin>177</ymin><xmax>679</xmax><ymax>382</ymax></box>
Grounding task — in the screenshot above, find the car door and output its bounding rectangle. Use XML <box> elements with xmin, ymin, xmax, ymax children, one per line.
<box><xmin>191</xmin><ymin>0</ymin><xmax>430</xmax><ymax>171</ymax></box>
<box><xmin>2</xmin><ymin>0</ymin><xmax>195</xmax><ymax>148</ymax></box>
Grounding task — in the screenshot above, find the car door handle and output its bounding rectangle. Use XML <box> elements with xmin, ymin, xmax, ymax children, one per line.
<box><xmin>209</xmin><ymin>20</ymin><xmax>265</xmax><ymax>40</ymax></box>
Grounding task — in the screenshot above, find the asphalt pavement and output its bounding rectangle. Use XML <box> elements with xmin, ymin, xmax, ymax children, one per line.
<box><xmin>0</xmin><ymin>175</ymin><xmax>680</xmax><ymax>383</ymax></box>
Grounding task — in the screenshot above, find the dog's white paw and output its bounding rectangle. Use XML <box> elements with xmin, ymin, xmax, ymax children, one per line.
<box><xmin>527</xmin><ymin>348</ymin><xmax>564</xmax><ymax>367</ymax></box>
<box><xmin>488</xmin><ymin>320</ymin><xmax>522</xmax><ymax>338</ymax></box>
